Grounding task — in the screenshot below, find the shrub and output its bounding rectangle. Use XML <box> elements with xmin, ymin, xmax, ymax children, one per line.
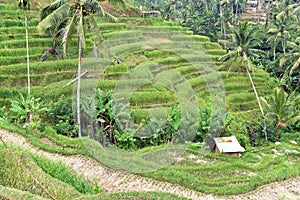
<box><xmin>195</xmin><ymin>108</ymin><xmax>231</xmax><ymax>149</ymax></box>
<box><xmin>47</xmin><ymin>98</ymin><xmax>77</xmax><ymax>137</ymax></box>
<box><xmin>236</xmin><ymin>134</ymin><xmax>250</xmax><ymax>149</ymax></box>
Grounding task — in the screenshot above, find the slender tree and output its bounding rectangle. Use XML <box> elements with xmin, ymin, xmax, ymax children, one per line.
<box><xmin>38</xmin><ymin>0</ymin><xmax>118</xmax><ymax>137</ymax></box>
<box><xmin>219</xmin><ymin>22</ymin><xmax>268</xmax><ymax>140</ymax></box>
<box><xmin>18</xmin><ymin>0</ymin><xmax>31</xmax><ymax>95</ymax></box>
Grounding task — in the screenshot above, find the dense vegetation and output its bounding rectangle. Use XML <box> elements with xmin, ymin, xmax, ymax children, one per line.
<box><xmin>0</xmin><ymin>0</ymin><xmax>299</xmax><ymax>199</ymax></box>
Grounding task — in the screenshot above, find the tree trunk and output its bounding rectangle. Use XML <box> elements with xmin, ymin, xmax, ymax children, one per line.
<box><xmin>77</xmin><ymin>34</ymin><xmax>82</xmax><ymax>137</ymax></box>
<box><xmin>283</xmin><ymin>34</ymin><xmax>286</xmax><ymax>55</ymax></box>
<box><xmin>273</xmin><ymin>41</ymin><xmax>276</xmax><ymax>60</ymax></box>
<box><xmin>25</xmin><ymin>16</ymin><xmax>30</xmax><ymax>95</ymax></box>
<box><xmin>236</xmin><ymin>2</ymin><xmax>239</xmax><ymax>24</ymax></box>
<box><xmin>275</xmin><ymin>125</ymin><xmax>279</xmax><ymax>137</ymax></box>
<box><xmin>265</xmin><ymin>1</ymin><xmax>271</xmax><ymax>30</ymax></box>
<box><xmin>245</xmin><ymin>66</ymin><xmax>268</xmax><ymax>140</ymax></box>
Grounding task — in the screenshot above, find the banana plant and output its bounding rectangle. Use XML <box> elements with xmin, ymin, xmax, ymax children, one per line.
<box><xmin>10</xmin><ymin>93</ymin><xmax>47</xmax><ymax>129</ymax></box>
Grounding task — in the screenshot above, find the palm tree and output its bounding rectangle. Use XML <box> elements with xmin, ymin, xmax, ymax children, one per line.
<box><xmin>280</xmin><ymin>37</ymin><xmax>300</xmax><ymax>76</ymax></box>
<box><xmin>261</xmin><ymin>87</ymin><xmax>300</xmax><ymax>136</ymax></box>
<box><xmin>276</xmin><ymin>0</ymin><xmax>300</xmax><ymax>21</ymax></box>
<box><xmin>267</xmin><ymin>15</ymin><xmax>296</xmax><ymax>60</ymax></box>
<box><xmin>219</xmin><ymin>22</ymin><xmax>268</xmax><ymax>140</ymax></box>
<box><xmin>38</xmin><ymin>0</ymin><xmax>118</xmax><ymax>137</ymax></box>
<box><xmin>18</xmin><ymin>0</ymin><xmax>31</xmax><ymax>95</ymax></box>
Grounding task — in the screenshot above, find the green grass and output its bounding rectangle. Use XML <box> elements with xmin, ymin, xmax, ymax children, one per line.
<box><xmin>170</xmin><ymin>35</ymin><xmax>211</xmax><ymax>42</ymax></box>
<box><xmin>0</xmin><ymin>185</ymin><xmax>47</xmax><ymax>200</ymax></box>
<box><xmin>0</xmin><ymin>18</ymin><xmax>39</xmax><ymax>27</ymax></box>
<box><xmin>0</xmin><ymin>144</ymin><xmax>82</xmax><ymax>199</ymax></box>
<box><xmin>31</xmin><ymin>155</ymin><xmax>103</xmax><ymax>194</ymax></box>
<box><xmin>143</xmin><ymin>144</ymin><xmax>300</xmax><ymax>195</ymax></box>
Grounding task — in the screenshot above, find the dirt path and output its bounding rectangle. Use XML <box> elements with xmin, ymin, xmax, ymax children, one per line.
<box><xmin>1</xmin><ymin>129</ymin><xmax>300</xmax><ymax>200</ymax></box>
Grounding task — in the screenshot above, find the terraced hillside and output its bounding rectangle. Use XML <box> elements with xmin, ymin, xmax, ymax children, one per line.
<box><xmin>0</xmin><ymin>3</ymin><xmax>275</xmax><ymax>123</ymax></box>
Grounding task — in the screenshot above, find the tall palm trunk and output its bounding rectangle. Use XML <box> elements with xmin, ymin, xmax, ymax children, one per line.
<box><xmin>77</xmin><ymin>34</ymin><xmax>83</xmax><ymax>137</ymax></box>
<box><xmin>245</xmin><ymin>66</ymin><xmax>267</xmax><ymax>140</ymax></box>
<box><xmin>273</xmin><ymin>39</ymin><xmax>277</xmax><ymax>60</ymax></box>
<box><xmin>283</xmin><ymin>33</ymin><xmax>286</xmax><ymax>55</ymax></box>
<box><xmin>235</xmin><ymin>2</ymin><xmax>239</xmax><ymax>24</ymax></box>
<box><xmin>25</xmin><ymin>16</ymin><xmax>30</xmax><ymax>95</ymax></box>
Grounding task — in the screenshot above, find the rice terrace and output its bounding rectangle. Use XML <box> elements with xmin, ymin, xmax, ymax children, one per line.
<box><xmin>0</xmin><ymin>0</ymin><xmax>299</xmax><ymax>199</ymax></box>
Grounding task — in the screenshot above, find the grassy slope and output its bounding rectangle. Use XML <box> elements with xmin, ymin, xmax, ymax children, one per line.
<box><xmin>0</xmin><ymin>2</ymin><xmax>275</xmax><ymax>124</ymax></box>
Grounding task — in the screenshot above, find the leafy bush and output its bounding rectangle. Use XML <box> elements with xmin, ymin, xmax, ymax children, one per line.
<box><xmin>47</xmin><ymin>98</ymin><xmax>77</xmax><ymax>137</ymax></box>
<box><xmin>195</xmin><ymin>108</ymin><xmax>231</xmax><ymax>149</ymax></box>
<box><xmin>236</xmin><ymin>134</ymin><xmax>250</xmax><ymax>149</ymax></box>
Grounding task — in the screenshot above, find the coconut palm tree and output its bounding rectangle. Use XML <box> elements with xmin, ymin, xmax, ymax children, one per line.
<box><xmin>261</xmin><ymin>87</ymin><xmax>300</xmax><ymax>136</ymax></box>
<box><xmin>37</xmin><ymin>0</ymin><xmax>118</xmax><ymax>137</ymax></box>
<box><xmin>18</xmin><ymin>0</ymin><xmax>31</xmax><ymax>95</ymax></box>
<box><xmin>219</xmin><ymin>22</ymin><xmax>268</xmax><ymax>140</ymax></box>
<box><xmin>267</xmin><ymin>15</ymin><xmax>296</xmax><ymax>60</ymax></box>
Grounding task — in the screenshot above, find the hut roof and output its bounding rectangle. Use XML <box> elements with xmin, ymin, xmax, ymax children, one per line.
<box><xmin>214</xmin><ymin>136</ymin><xmax>245</xmax><ymax>153</ymax></box>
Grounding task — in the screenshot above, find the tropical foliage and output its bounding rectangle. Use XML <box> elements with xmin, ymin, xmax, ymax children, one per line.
<box><xmin>261</xmin><ymin>87</ymin><xmax>300</xmax><ymax>136</ymax></box>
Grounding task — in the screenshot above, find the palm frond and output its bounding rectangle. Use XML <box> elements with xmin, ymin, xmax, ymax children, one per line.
<box><xmin>225</xmin><ymin>56</ymin><xmax>238</xmax><ymax>77</ymax></box>
<box><xmin>286</xmin><ymin>115</ymin><xmax>300</xmax><ymax>126</ymax></box>
<box><xmin>288</xmin><ymin>57</ymin><xmax>300</xmax><ymax>75</ymax></box>
<box><xmin>248</xmin><ymin>48</ymin><xmax>266</xmax><ymax>57</ymax></box>
<box><xmin>37</xmin><ymin>3</ymin><xmax>70</xmax><ymax>35</ymax></box>
<box><xmin>62</xmin><ymin>12</ymin><xmax>77</xmax><ymax>57</ymax></box>
<box><xmin>286</xmin><ymin>41</ymin><xmax>298</xmax><ymax>49</ymax></box>
<box><xmin>260</xmin><ymin>97</ymin><xmax>271</xmax><ymax>111</ymax></box>
<box><xmin>78</xmin><ymin>9</ymin><xmax>86</xmax><ymax>49</ymax></box>
<box><xmin>40</xmin><ymin>0</ymin><xmax>69</xmax><ymax>20</ymax></box>
<box><xmin>218</xmin><ymin>50</ymin><xmax>236</xmax><ymax>62</ymax></box>
<box><xmin>85</xmin><ymin>16</ymin><xmax>103</xmax><ymax>44</ymax></box>
<box><xmin>85</xmin><ymin>0</ymin><xmax>118</xmax><ymax>22</ymax></box>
